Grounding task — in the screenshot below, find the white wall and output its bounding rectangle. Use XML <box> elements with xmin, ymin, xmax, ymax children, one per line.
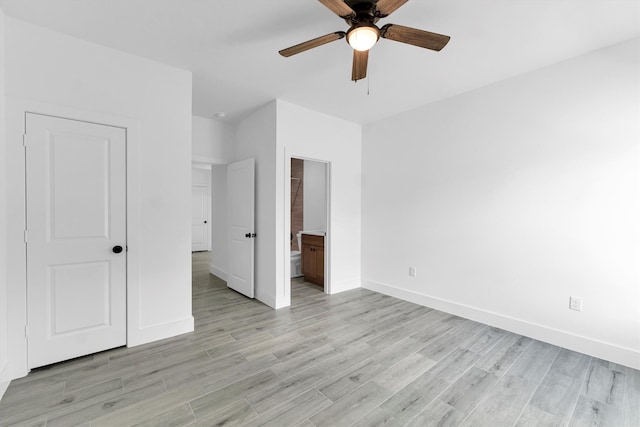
<box><xmin>278</xmin><ymin>100</ymin><xmax>362</xmax><ymax>304</ymax></box>
<box><xmin>362</xmin><ymin>38</ymin><xmax>640</xmax><ymax>369</ymax></box>
<box><xmin>1</xmin><ymin>17</ymin><xmax>194</xmax><ymax>384</ymax></box>
<box><xmin>232</xmin><ymin>100</ymin><xmax>361</xmax><ymax>309</ymax></box>
<box><xmin>192</xmin><ymin>115</ymin><xmax>233</xmax><ymax>164</ymax></box>
<box><xmin>192</xmin><ymin>166</ymin><xmax>212</xmax><ymax>186</ymax></box>
<box><xmin>303</xmin><ymin>160</ymin><xmax>327</xmax><ymax>232</ymax></box>
<box><xmin>235</xmin><ymin>101</ymin><xmax>278</xmax><ymax>307</ymax></box>
<box><xmin>0</xmin><ymin>7</ymin><xmax>9</xmax><ymax>400</ymax></box>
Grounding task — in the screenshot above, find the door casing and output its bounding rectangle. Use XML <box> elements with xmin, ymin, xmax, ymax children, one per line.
<box><xmin>3</xmin><ymin>99</ymin><xmax>142</xmax><ymax>379</ymax></box>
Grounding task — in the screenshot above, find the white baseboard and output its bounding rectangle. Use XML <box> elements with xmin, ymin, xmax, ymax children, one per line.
<box><xmin>273</xmin><ymin>295</ymin><xmax>291</xmax><ymax>309</ymax></box>
<box><xmin>0</xmin><ymin>380</ymin><xmax>8</xmax><ymax>403</ymax></box>
<box><xmin>256</xmin><ymin>290</ymin><xmax>275</xmax><ymax>309</ymax></box>
<box><xmin>210</xmin><ymin>264</ymin><xmax>227</xmax><ymax>281</ymax></box>
<box><xmin>0</xmin><ymin>359</ymin><xmax>16</xmax><ymax>403</ymax></box>
<box><xmin>0</xmin><ymin>361</ymin><xmax>10</xmax><ymax>402</ymax></box>
<box><xmin>255</xmin><ymin>290</ymin><xmax>290</xmax><ymax>310</ymax></box>
<box><xmin>362</xmin><ymin>279</ymin><xmax>640</xmax><ymax>370</ymax></box>
<box><xmin>329</xmin><ymin>277</ymin><xmax>361</xmax><ymax>294</ymax></box>
<box><xmin>128</xmin><ymin>316</ymin><xmax>195</xmax><ymax>347</ymax></box>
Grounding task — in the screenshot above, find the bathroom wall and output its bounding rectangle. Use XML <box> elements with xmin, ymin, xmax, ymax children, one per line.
<box><xmin>303</xmin><ymin>160</ymin><xmax>327</xmax><ymax>232</ymax></box>
<box><xmin>290</xmin><ymin>158</ymin><xmax>304</xmax><ymax>251</ymax></box>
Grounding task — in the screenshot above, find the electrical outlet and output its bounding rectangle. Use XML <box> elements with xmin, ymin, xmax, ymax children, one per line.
<box><xmin>569</xmin><ymin>296</ymin><xmax>583</xmax><ymax>312</ymax></box>
<box><xmin>409</xmin><ymin>267</ymin><xmax>416</xmax><ymax>277</ymax></box>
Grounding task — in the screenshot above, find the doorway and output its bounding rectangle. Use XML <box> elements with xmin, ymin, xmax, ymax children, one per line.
<box><xmin>190</xmin><ymin>161</ymin><xmax>229</xmax><ymax>288</ymax></box>
<box><xmin>289</xmin><ymin>157</ymin><xmax>329</xmax><ymax>300</ymax></box>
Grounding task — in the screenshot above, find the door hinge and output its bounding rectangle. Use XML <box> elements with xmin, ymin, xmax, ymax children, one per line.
<box><xmin>25</xmin><ymin>325</ymin><xmax>29</xmax><ymax>338</ymax></box>
<box><xmin>24</xmin><ymin>230</ymin><xmax>28</xmax><ymax>243</ymax></box>
<box><xmin>22</xmin><ymin>134</ymin><xmax>27</xmax><ymax>147</ymax></box>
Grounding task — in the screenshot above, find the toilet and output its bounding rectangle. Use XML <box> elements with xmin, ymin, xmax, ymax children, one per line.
<box><xmin>290</xmin><ymin>250</ymin><xmax>302</xmax><ymax>278</ymax></box>
<box><xmin>291</xmin><ymin>231</ymin><xmax>304</xmax><ymax>278</ymax></box>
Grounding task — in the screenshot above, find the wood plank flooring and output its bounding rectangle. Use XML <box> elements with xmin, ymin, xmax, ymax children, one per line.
<box><xmin>1</xmin><ymin>252</ymin><xmax>638</xmax><ymax>426</ymax></box>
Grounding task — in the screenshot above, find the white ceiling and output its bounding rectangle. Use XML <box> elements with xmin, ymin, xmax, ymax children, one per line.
<box><xmin>0</xmin><ymin>0</ymin><xmax>638</xmax><ymax>124</ymax></box>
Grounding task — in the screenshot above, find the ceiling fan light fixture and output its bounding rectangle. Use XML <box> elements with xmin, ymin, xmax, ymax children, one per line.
<box><xmin>347</xmin><ymin>24</ymin><xmax>380</xmax><ymax>51</ymax></box>
<box><xmin>279</xmin><ymin>0</ymin><xmax>451</xmax><ymax>82</ymax></box>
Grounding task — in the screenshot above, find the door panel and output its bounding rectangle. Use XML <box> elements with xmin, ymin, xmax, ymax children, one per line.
<box><xmin>49</xmin><ymin>262</ymin><xmax>111</xmax><ymax>335</ymax></box>
<box><xmin>302</xmin><ymin>245</ymin><xmax>315</xmax><ymax>282</ymax></box>
<box><xmin>49</xmin><ymin>136</ymin><xmax>110</xmax><ymax>239</ymax></box>
<box><xmin>191</xmin><ymin>185</ymin><xmax>209</xmax><ymax>251</ymax></box>
<box><xmin>26</xmin><ymin>113</ymin><xmax>127</xmax><ymax>369</ymax></box>
<box><xmin>227</xmin><ymin>158</ymin><xmax>255</xmax><ymax>298</ymax></box>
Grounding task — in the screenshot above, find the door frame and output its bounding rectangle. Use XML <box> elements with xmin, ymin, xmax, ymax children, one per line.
<box><xmin>284</xmin><ymin>153</ymin><xmax>332</xmax><ymax>301</ymax></box>
<box><xmin>4</xmin><ymin>98</ymin><xmax>141</xmax><ymax>378</ymax></box>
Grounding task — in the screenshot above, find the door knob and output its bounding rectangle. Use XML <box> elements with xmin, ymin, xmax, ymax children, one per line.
<box><xmin>112</xmin><ymin>245</ymin><xmax>123</xmax><ymax>254</ymax></box>
<box><xmin>204</xmin><ymin>220</ymin><xmax>207</xmax><ymax>224</ymax></box>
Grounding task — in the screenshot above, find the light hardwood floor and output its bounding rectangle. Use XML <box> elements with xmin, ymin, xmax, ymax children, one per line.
<box><xmin>1</xmin><ymin>252</ymin><xmax>638</xmax><ymax>426</ymax></box>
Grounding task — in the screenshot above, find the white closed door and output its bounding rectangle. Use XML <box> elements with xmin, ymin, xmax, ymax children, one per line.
<box><xmin>227</xmin><ymin>158</ymin><xmax>255</xmax><ymax>298</ymax></box>
<box><xmin>191</xmin><ymin>185</ymin><xmax>210</xmax><ymax>252</ymax></box>
<box><xmin>26</xmin><ymin>113</ymin><xmax>127</xmax><ymax>369</ymax></box>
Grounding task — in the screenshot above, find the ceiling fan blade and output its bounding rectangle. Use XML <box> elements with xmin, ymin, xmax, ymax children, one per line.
<box><xmin>381</xmin><ymin>24</ymin><xmax>450</xmax><ymax>51</ymax></box>
<box><xmin>351</xmin><ymin>49</ymin><xmax>369</xmax><ymax>81</ymax></box>
<box><xmin>318</xmin><ymin>0</ymin><xmax>356</xmax><ymax>19</ymax></box>
<box><xmin>375</xmin><ymin>0</ymin><xmax>409</xmax><ymax>17</ymax></box>
<box><xmin>279</xmin><ymin>31</ymin><xmax>346</xmax><ymax>57</ymax></box>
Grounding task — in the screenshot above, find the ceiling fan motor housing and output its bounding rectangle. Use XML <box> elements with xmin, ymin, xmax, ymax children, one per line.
<box><xmin>344</xmin><ymin>0</ymin><xmax>381</xmax><ymax>25</ymax></box>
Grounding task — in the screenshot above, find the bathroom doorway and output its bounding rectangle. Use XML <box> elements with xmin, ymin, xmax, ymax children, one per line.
<box><xmin>289</xmin><ymin>157</ymin><xmax>329</xmax><ymax>299</ymax></box>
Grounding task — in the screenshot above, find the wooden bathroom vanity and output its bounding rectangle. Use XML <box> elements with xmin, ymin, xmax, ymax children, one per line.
<box><xmin>301</xmin><ymin>233</ymin><xmax>324</xmax><ymax>286</ymax></box>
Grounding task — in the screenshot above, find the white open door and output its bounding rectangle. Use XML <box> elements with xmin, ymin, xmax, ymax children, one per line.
<box><xmin>26</xmin><ymin>113</ymin><xmax>127</xmax><ymax>369</ymax></box>
<box><xmin>227</xmin><ymin>158</ymin><xmax>255</xmax><ymax>298</ymax></box>
<box><xmin>191</xmin><ymin>185</ymin><xmax>210</xmax><ymax>252</ymax></box>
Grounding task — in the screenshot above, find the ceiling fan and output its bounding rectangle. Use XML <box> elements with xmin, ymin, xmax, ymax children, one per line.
<box><xmin>279</xmin><ymin>0</ymin><xmax>451</xmax><ymax>82</ymax></box>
